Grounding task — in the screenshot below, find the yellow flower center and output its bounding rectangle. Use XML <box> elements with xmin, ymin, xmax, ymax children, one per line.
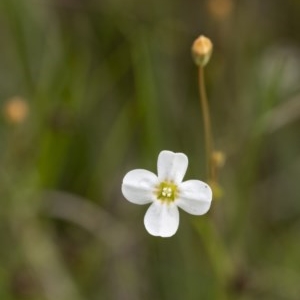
<box><xmin>156</xmin><ymin>181</ymin><xmax>178</xmax><ymax>202</ymax></box>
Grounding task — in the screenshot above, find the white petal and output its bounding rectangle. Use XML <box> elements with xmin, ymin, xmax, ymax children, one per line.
<box><xmin>122</xmin><ymin>169</ymin><xmax>158</xmax><ymax>205</ymax></box>
<box><xmin>144</xmin><ymin>202</ymin><xmax>179</xmax><ymax>237</ymax></box>
<box><xmin>157</xmin><ymin>150</ymin><xmax>188</xmax><ymax>184</ymax></box>
<box><xmin>176</xmin><ymin>180</ymin><xmax>212</xmax><ymax>215</ymax></box>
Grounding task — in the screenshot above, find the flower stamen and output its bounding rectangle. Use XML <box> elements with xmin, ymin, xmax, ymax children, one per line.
<box><xmin>156</xmin><ymin>182</ymin><xmax>178</xmax><ymax>202</ymax></box>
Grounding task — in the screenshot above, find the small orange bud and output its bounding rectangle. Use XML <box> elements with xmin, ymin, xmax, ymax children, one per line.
<box><xmin>211</xmin><ymin>151</ymin><xmax>226</xmax><ymax>168</ymax></box>
<box><xmin>207</xmin><ymin>0</ymin><xmax>233</xmax><ymax>21</ymax></box>
<box><xmin>3</xmin><ymin>96</ymin><xmax>29</xmax><ymax>125</ymax></box>
<box><xmin>192</xmin><ymin>35</ymin><xmax>213</xmax><ymax>67</ymax></box>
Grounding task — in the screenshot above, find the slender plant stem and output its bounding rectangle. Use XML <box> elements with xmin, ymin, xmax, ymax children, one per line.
<box><xmin>196</xmin><ymin>60</ymin><xmax>233</xmax><ymax>299</ymax></box>
<box><xmin>198</xmin><ymin>66</ymin><xmax>214</xmax><ymax>181</ymax></box>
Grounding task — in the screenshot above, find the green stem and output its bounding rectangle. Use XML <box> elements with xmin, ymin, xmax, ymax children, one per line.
<box><xmin>198</xmin><ymin>66</ymin><xmax>214</xmax><ymax>181</ymax></box>
<box><xmin>193</xmin><ymin>219</ymin><xmax>234</xmax><ymax>299</ymax></box>
<box><xmin>196</xmin><ymin>66</ymin><xmax>233</xmax><ymax>298</ymax></box>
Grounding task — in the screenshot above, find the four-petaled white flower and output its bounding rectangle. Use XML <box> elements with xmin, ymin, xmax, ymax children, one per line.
<box><xmin>121</xmin><ymin>150</ymin><xmax>213</xmax><ymax>237</ymax></box>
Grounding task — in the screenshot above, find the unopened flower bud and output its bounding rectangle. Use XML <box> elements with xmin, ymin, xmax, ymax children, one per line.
<box><xmin>211</xmin><ymin>151</ymin><xmax>226</xmax><ymax>168</ymax></box>
<box><xmin>3</xmin><ymin>96</ymin><xmax>29</xmax><ymax>125</ymax></box>
<box><xmin>207</xmin><ymin>0</ymin><xmax>233</xmax><ymax>21</ymax></box>
<box><xmin>192</xmin><ymin>35</ymin><xmax>213</xmax><ymax>67</ymax></box>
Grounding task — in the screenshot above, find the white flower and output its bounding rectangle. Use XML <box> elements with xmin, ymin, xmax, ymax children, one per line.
<box><xmin>122</xmin><ymin>150</ymin><xmax>212</xmax><ymax>237</ymax></box>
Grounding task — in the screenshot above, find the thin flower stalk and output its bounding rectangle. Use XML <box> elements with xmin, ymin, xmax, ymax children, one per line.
<box><xmin>198</xmin><ymin>66</ymin><xmax>214</xmax><ymax>181</ymax></box>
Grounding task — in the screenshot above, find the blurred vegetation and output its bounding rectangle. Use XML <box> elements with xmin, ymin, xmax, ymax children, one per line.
<box><xmin>1</xmin><ymin>0</ymin><xmax>300</xmax><ymax>299</ymax></box>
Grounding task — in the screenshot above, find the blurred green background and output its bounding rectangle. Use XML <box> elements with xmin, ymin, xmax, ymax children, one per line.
<box><xmin>1</xmin><ymin>0</ymin><xmax>300</xmax><ymax>299</ymax></box>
